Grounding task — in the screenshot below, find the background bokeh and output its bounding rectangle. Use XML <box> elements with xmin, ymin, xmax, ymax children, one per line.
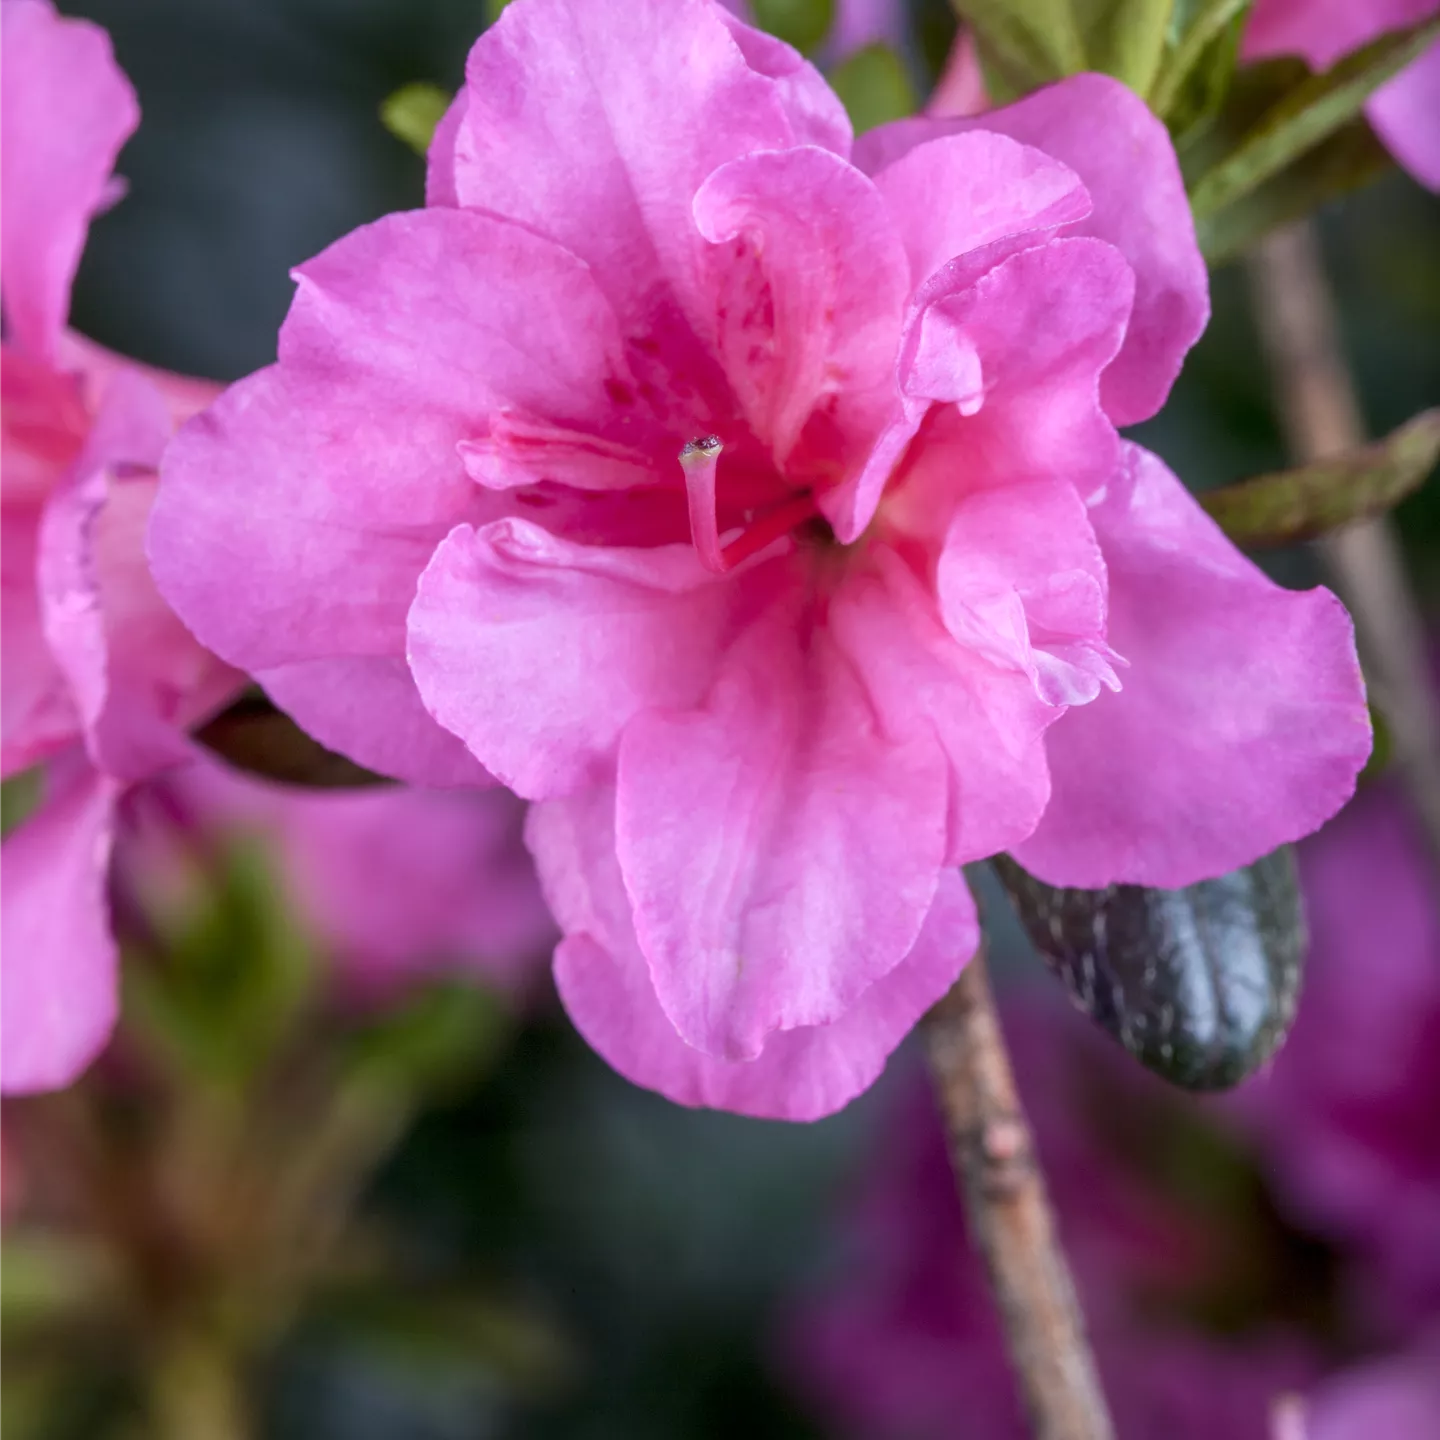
<box><xmin>6</xmin><ymin>1</ymin><xmax>1440</xmax><ymax>1436</ymax></box>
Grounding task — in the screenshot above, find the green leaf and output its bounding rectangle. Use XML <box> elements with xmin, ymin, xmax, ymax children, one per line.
<box><xmin>197</xmin><ymin>689</ymin><xmax>388</xmax><ymax>788</ymax></box>
<box><xmin>750</xmin><ymin>0</ymin><xmax>835</xmax><ymax>54</ymax></box>
<box><xmin>379</xmin><ymin>82</ymin><xmax>452</xmax><ymax>158</ymax></box>
<box><xmin>123</xmin><ymin>837</ymin><xmax>318</xmax><ymax>1082</ymax></box>
<box><xmin>1150</xmin><ymin>0</ymin><xmax>1251</xmax><ymax>123</ymax></box>
<box><xmin>949</xmin><ymin>0</ymin><xmax>1085</xmax><ymax>96</ymax></box>
<box><xmin>1195</xmin><ymin>116</ymin><xmax>1390</xmax><ymax>262</ymax></box>
<box><xmin>340</xmin><ymin>980</ymin><xmax>510</xmax><ymax>1098</ymax></box>
<box><xmin>1187</xmin><ymin>16</ymin><xmax>1440</xmax><ymax>220</ymax></box>
<box><xmin>1200</xmin><ymin>408</ymin><xmax>1440</xmax><ymax>545</ymax></box>
<box><xmin>994</xmin><ymin>848</ymin><xmax>1305</xmax><ymax>1092</ymax></box>
<box><xmin>1</xmin><ymin>767</ymin><xmax>44</xmax><ymax>838</ymax></box>
<box><xmin>828</xmin><ymin>44</ymin><xmax>918</xmax><ymax>134</ymax></box>
<box><xmin>1073</xmin><ymin>0</ymin><xmax>1175</xmax><ymax>93</ymax></box>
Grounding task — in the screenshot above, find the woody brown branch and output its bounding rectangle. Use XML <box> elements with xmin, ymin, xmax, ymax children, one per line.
<box><xmin>924</xmin><ymin>954</ymin><xmax>1115</xmax><ymax>1440</ymax></box>
<box><xmin>1247</xmin><ymin>221</ymin><xmax>1440</xmax><ymax>876</ymax></box>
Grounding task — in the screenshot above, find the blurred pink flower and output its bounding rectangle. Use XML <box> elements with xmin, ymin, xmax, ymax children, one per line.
<box><xmin>1237</xmin><ymin>781</ymin><xmax>1440</xmax><ymax>1327</ymax></box>
<box><xmin>1244</xmin><ymin>0</ymin><xmax>1440</xmax><ymax>190</ymax></box>
<box><xmin>785</xmin><ymin>1000</ymin><xmax>1317</xmax><ymax>1440</ymax></box>
<box><xmin>1306</xmin><ymin>1343</ymin><xmax>1440</xmax><ymax>1439</ymax></box>
<box><xmin>150</xmin><ymin>0</ymin><xmax>1368</xmax><ymax>1120</ymax></box>
<box><xmin>1</xmin><ymin>0</ymin><xmax>240</xmax><ymax>1092</ymax></box>
<box><xmin>117</xmin><ymin>757</ymin><xmax>556</xmax><ymax>997</ymax></box>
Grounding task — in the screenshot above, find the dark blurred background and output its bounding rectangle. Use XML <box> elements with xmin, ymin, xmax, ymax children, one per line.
<box><xmin>32</xmin><ymin>1</ymin><xmax>1440</xmax><ymax>1436</ymax></box>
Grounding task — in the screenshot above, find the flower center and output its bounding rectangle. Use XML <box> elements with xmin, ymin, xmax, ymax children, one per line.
<box><xmin>678</xmin><ymin>435</ymin><xmax>821</xmax><ymax>574</ymax></box>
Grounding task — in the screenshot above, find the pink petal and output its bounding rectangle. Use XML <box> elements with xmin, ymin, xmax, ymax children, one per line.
<box><xmin>40</xmin><ymin>373</ymin><xmax>236</xmax><ymax>783</ymax></box>
<box><xmin>1013</xmin><ymin>445</ymin><xmax>1371</xmax><ymax>888</ymax></box>
<box><xmin>150</xmin><ymin>207</ymin><xmax>637</xmax><ymax>783</ymax></box>
<box><xmin>448</xmin><ymin>0</ymin><xmax>819</xmax><ymax>377</ymax></box>
<box><xmin>937</xmin><ymin>479</ymin><xmax>1120</xmax><ymax>707</ymax></box>
<box><xmin>827</xmin><ymin>546</ymin><xmax>1055</xmax><ymax>865</ymax></box>
<box><xmin>530</xmin><ymin>786</ymin><xmax>977</xmax><ymax>1121</ymax></box>
<box><xmin>1</xmin><ymin>756</ymin><xmax>119</xmax><ymax>1093</ymax></box>
<box><xmin>1243</xmin><ymin>0</ymin><xmax>1436</xmax><ymax>71</ymax></box>
<box><xmin>716</xmin><ymin>8</ymin><xmax>853</xmax><ymax>156</ymax></box>
<box><xmin>615</xmin><ymin>560</ymin><xmax>948</xmax><ymax>1060</ymax></box>
<box><xmin>1308</xmin><ymin>1351</ymin><xmax>1440</xmax><ymax>1440</ymax></box>
<box><xmin>424</xmin><ymin>88</ymin><xmax>468</xmax><ymax>208</ymax></box>
<box><xmin>692</xmin><ymin>146</ymin><xmax>909</xmax><ymax>481</ymax></box>
<box><xmin>0</xmin><ymin>0</ymin><xmax>138</xmax><ymax>362</ymax></box>
<box><xmin>137</xmin><ymin>756</ymin><xmax>554</xmax><ymax>994</ymax></box>
<box><xmin>870</xmin><ymin>129</ymin><xmax>1090</xmax><ymax>288</ymax></box>
<box><xmin>855</xmin><ymin>73</ymin><xmax>1208</xmax><ymax>427</ymax></box>
<box><xmin>1368</xmin><ymin>39</ymin><xmax>1440</xmax><ymax>191</ymax></box>
<box><xmin>885</xmin><ymin>237</ymin><xmax>1132</xmax><ymax>537</ymax></box>
<box><xmin>256</xmin><ymin>657</ymin><xmax>493</xmax><ymax>789</ymax></box>
<box><xmin>409</xmin><ymin>519</ymin><xmax>739</xmax><ymax>798</ymax></box>
<box><xmin>2</xmin><ymin>504</ymin><xmax>77</xmax><ymax>776</ymax></box>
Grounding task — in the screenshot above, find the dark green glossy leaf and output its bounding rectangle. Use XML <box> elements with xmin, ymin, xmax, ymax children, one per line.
<box><xmin>197</xmin><ymin>689</ymin><xmax>388</xmax><ymax>789</ymax></box>
<box><xmin>1187</xmin><ymin>17</ymin><xmax>1440</xmax><ymax>221</ymax></box>
<box><xmin>1201</xmin><ymin>408</ymin><xmax>1440</xmax><ymax>545</ymax></box>
<box><xmin>992</xmin><ymin>848</ymin><xmax>1305</xmax><ymax>1091</ymax></box>
<box><xmin>829</xmin><ymin>43</ymin><xmax>917</xmax><ymax>134</ymax></box>
<box><xmin>379</xmin><ymin>82</ymin><xmax>451</xmax><ymax>157</ymax></box>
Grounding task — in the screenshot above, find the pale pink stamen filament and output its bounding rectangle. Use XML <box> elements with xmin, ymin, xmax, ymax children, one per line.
<box><xmin>679</xmin><ymin>435</ymin><xmax>727</xmax><ymax>574</ymax></box>
<box><xmin>680</xmin><ymin>435</ymin><xmax>821</xmax><ymax>574</ymax></box>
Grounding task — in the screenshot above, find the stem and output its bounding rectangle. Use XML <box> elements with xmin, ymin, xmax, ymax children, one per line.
<box><xmin>923</xmin><ymin>955</ymin><xmax>1114</xmax><ymax>1440</ymax></box>
<box><xmin>1245</xmin><ymin>221</ymin><xmax>1440</xmax><ymax>876</ymax></box>
<box><xmin>147</xmin><ymin>1330</ymin><xmax>253</xmax><ymax>1440</ymax></box>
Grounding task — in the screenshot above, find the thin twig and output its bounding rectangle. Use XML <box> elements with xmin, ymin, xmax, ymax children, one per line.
<box><xmin>923</xmin><ymin>955</ymin><xmax>1114</xmax><ymax>1440</ymax></box>
<box><xmin>1246</xmin><ymin>220</ymin><xmax>1440</xmax><ymax>876</ymax></box>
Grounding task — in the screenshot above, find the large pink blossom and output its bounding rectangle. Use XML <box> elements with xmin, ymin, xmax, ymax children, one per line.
<box><xmin>1</xmin><ymin>0</ymin><xmax>240</xmax><ymax>1092</ymax></box>
<box><xmin>149</xmin><ymin>0</ymin><xmax>1369</xmax><ymax>1120</ymax></box>
<box><xmin>1244</xmin><ymin>0</ymin><xmax>1440</xmax><ymax>190</ymax></box>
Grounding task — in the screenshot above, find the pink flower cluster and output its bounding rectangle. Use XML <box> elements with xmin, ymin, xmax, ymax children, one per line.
<box><xmin>0</xmin><ymin>0</ymin><xmax>241</xmax><ymax>1091</ymax></box>
<box><xmin>147</xmin><ymin>0</ymin><xmax>1369</xmax><ymax>1120</ymax></box>
<box><xmin>0</xmin><ymin>0</ymin><xmax>551</xmax><ymax>1093</ymax></box>
<box><xmin>785</xmin><ymin>801</ymin><xmax>1440</xmax><ymax>1436</ymax></box>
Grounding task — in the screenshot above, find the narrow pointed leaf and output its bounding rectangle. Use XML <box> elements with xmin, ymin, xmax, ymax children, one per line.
<box><xmin>949</xmin><ymin>0</ymin><xmax>1086</xmax><ymax>96</ymax></box>
<box><xmin>1201</xmin><ymin>409</ymin><xmax>1440</xmax><ymax>545</ymax></box>
<box><xmin>1188</xmin><ymin>16</ymin><xmax>1440</xmax><ymax>220</ymax></box>
<box><xmin>1150</xmin><ymin>0</ymin><xmax>1251</xmax><ymax>127</ymax></box>
<box><xmin>196</xmin><ymin>690</ymin><xmax>389</xmax><ymax>789</ymax></box>
<box><xmin>993</xmin><ymin>849</ymin><xmax>1305</xmax><ymax>1091</ymax></box>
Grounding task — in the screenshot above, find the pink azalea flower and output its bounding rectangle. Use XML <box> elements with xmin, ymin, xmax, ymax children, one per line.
<box><xmin>1244</xmin><ymin>0</ymin><xmax>1440</xmax><ymax>190</ymax></box>
<box><xmin>149</xmin><ymin>0</ymin><xmax>1369</xmax><ymax>1120</ymax></box>
<box><xmin>1</xmin><ymin>0</ymin><xmax>241</xmax><ymax>1093</ymax></box>
<box><xmin>1235</xmin><ymin>781</ymin><xmax>1440</xmax><ymax>1328</ymax></box>
<box><xmin>116</xmin><ymin>755</ymin><xmax>556</xmax><ymax>998</ymax></box>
